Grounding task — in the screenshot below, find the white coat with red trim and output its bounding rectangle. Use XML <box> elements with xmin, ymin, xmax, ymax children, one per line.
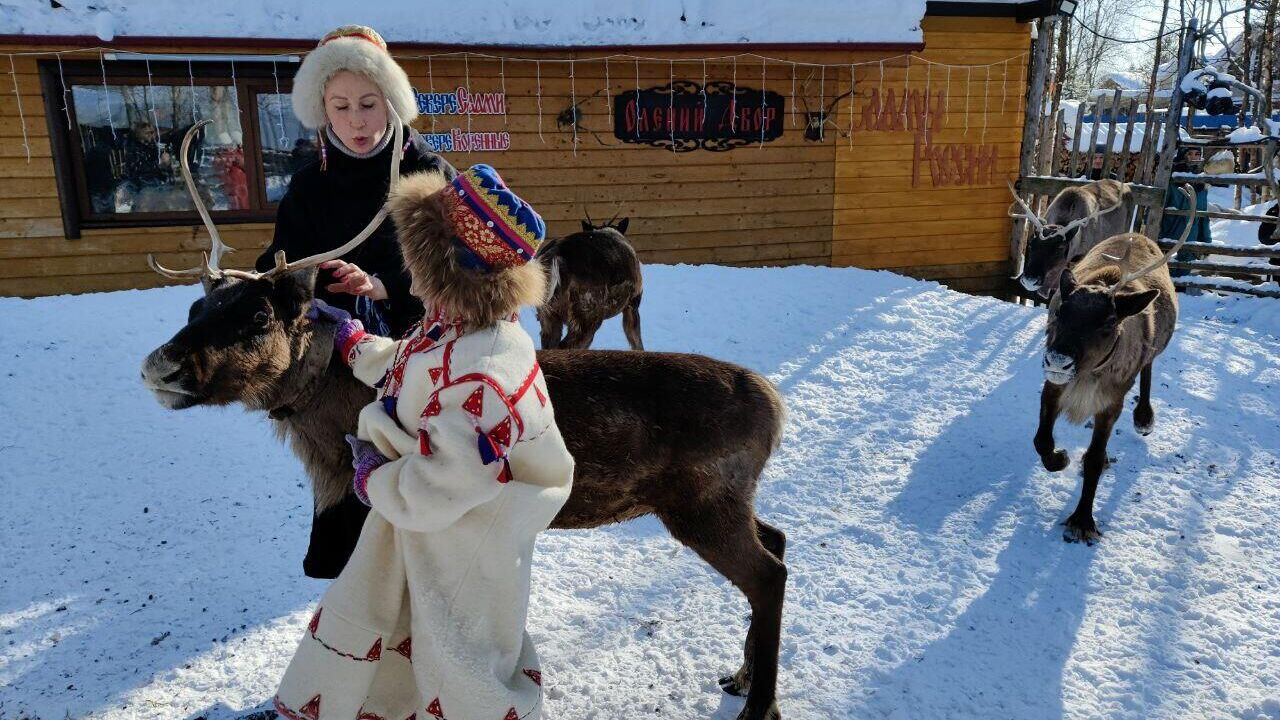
<box><xmin>273</xmin><ymin>317</ymin><xmax>573</xmax><ymax>720</ymax></box>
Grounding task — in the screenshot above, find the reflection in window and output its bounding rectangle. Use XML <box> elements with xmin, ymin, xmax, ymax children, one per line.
<box><xmin>257</xmin><ymin>92</ymin><xmax>317</xmax><ymax>203</ymax></box>
<box><xmin>70</xmin><ymin>83</ymin><xmax>247</xmax><ymax>215</ymax></box>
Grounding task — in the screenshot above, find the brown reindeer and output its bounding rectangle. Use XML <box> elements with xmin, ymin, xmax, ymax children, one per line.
<box><xmin>536</xmin><ymin>214</ymin><xmax>644</xmax><ymax>350</ymax></box>
<box><xmin>1034</xmin><ymin>188</ymin><xmax>1191</xmax><ymax>544</ymax></box>
<box><xmin>140</xmin><ymin>121</ymin><xmax>786</xmax><ymax>720</ymax></box>
<box><xmin>1011</xmin><ymin>179</ymin><xmax>1134</xmax><ymax>299</ymax></box>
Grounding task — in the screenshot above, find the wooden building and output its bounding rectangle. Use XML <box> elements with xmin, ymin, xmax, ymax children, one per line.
<box><xmin>0</xmin><ymin>0</ymin><xmax>1057</xmax><ymax>297</ymax></box>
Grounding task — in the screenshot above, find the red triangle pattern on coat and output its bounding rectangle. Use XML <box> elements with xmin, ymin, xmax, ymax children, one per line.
<box><xmin>534</xmin><ymin>385</ymin><xmax>547</xmax><ymax>407</ymax></box>
<box><xmin>462</xmin><ymin>386</ymin><xmax>485</xmax><ymax>416</ymax></box>
<box><xmin>502</xmin><ymin>708</ymin><xmax>519</xmax><ymax>720</ymax></box>
<box><xmin>365</xmin><ymin>637</ymin><xmax>383</xmax><ymax>661</ymax></box>
<box><xmin>428</xmin><ymin>366</ymin><xmax>444</xmax><ymax>384</ymax></box>
<box><xmin>357</xmin><ymin>710</ymin><xmax>386</xmax><ymax>720</ymax></box>
<box><xmin>404</xmin><ymin>715</ymin><xmax>417</xmax><ymax>720</ymax></box>
<box><xmin>523</xmin><ymin>668</ymin><xmax>542</xmax><ymax>686</ymax></box>
<box><xmin>426</xmin><ymin>697</ymin><xmax>445</xmax><ymax>718</ymax></box>
<box><xmin>489</xmin><ymin>416</ymin><xmax>513</xmax><ymax>448</ymax></box>
<box><xmin>423</xmin><ymin>395</ymin><xmax>442</xmax><ymax>419</ymax></box>
<box><xmin>394</xmin><ymin>636</ymin><xmax>413</xmax><ymax>660</ymax></box>
<box><xmin>299</xmin><ymin>694</ymin><xmax>322</xmax><ymax>720</ymax></box>
<box><xmin>307</xmin><ymin>608</ymin><xmax>322</xmax><ymax>636</ymax></box>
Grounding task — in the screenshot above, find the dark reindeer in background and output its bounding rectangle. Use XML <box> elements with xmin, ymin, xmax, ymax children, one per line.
<box><xmin>1010</xmin><ymin>179</ymin><xmax>1134</xmax><ymax>299</ymax></box>
<box><xmin>1034</xmin><ymin>186</ymin><xmax>1192</xmax><ymax>545</ymax></box>
<box><xmin>536</xmin><ymin>213</ymin><xmax>644</xmax><ymax>351</ymax></box>
<box><xmin>139</xmin><ymin>121</ymin><xmax>786</xmax><ymax>720</ymax></box>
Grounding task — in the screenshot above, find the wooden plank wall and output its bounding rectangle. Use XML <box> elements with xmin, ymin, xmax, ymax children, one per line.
<box><xmin>0</xmin><ymin>14</ymin><xmax>1031</xmax><ymax>297</ymax></box>
<box><xmin>834</xmin><ymin>16</ymin><xmax>1031</xmax><ymax>293</ymax></box>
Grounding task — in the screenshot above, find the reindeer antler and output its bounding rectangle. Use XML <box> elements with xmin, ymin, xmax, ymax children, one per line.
<box><xmin>1048</xmin><ymin>188</ymin><xmax>1129</xmax><ymax>241</ymax></box>
<box><xmin>148</xmin><ymin>104</ymin><xmax>405</xmax><ymax>283</ymax></box>
<box><xmin>1007</xmin><ymin>180</ymin><xmax>1045</xmax><ymax>233</ymax></box>
<box><xmin>1105</xmin><ymin>184</ymin><xmax>1195</xmax><ymax>296</ymax></box>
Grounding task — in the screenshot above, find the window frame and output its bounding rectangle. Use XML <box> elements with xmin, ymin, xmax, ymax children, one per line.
<box><xmin>38</xmin><ymin>58</ymin><xmax>303</xmax><ymax>239</ymax></box>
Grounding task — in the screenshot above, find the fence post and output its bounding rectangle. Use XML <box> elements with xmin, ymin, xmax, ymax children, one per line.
<box><xmin>1146</xmin><ymin>19</ymin><xmax>1198</xmax><ymax>238</ymax></box>
<box><xmin>1012</xmin><ymin>15</ymin><xmax>1055</xmax><ymax>276</ymax></box>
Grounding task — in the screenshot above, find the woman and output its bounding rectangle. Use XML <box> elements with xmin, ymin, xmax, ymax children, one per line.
<box><xmin>258</xmin><ymin>24</ymin><xmax>456</xmax><ymax>339</ymax></box>
<box><xmin>275</xmin><ymin>165</ymin><xmax>573</xmax><ymax>720</ymax></box>
<box><xmin>260</xmin><ymin>25</ymin><xmax>456</xmax><ymax>580</ymax></box>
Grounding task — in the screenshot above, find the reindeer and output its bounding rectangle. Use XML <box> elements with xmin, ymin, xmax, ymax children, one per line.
<box><xmin>535</xmin><ymin>212</ymin><xmax>644</xmax><ymax>351</ymax></box>
<box><xmin>1034</xmin><ymin>186</ymin><xmax>1192</xmax><ymax>545</ymax></box>
<box><xmin>139</xmin><ymin>121</ymin><xmax>785</xmax><ymax>720</ymax></box>
<box><xmin>1010</xmin><ymin>179</ymin><xmax>1135</xmax><ymax>299</ymax></box>
<box><xmin>798</xmin><ymin>82</ymin><xmax>853</xmax><ymax>142</ymax></box>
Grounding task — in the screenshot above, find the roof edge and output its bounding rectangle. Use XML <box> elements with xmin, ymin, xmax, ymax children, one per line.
<box><xmin>925</xmin><ymin>0</ymin><xmax>1056</xmax><ymax>22</ymax></box>
<box><xmin>0</xmin><ymin>34</ymin><xmax>925</xmax><ymax>54</ymax></box>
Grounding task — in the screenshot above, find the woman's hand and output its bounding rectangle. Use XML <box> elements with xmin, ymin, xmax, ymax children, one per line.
<box><xmin>320</xmin><ymin>259</ymin><xmax>389</xmax><ymax>301</ymax></box>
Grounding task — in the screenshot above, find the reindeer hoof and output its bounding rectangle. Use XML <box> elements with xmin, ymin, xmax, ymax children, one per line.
<box><xmin>719</xmin><ymin>667</ymin><xmax>751</xmax><ymax>697</ymax></box>
<box><xmin>1042</xmin><ymin>449</ymin><xmax>1070</xmax><ymax>472</ymax></box>
<box><xmin>1134</xmin><ymin>405</ymin><xmax>1155</xmax><ymax>435</ymax></box>
<box><xmin>735</xmin><ymin>701</ymin><xmax>781</xmax><ymax>720</ymax></box>
<box><xmin>1062</xmin><ymin>515</ymin><xmax>1102</xmax><ymax>545</ymax></box>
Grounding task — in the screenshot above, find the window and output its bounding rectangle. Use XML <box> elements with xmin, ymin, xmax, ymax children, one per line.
<box><xmin>39</xmin><ymin>58</ymin><xmax>318</xmax><ymax>237</ymax></box>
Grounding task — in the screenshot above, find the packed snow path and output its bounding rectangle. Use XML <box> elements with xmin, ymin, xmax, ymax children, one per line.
<box><xmin>2</xmin><ymin>265</ymin><xmax>1277</xmax><ymax>719</ymax></box>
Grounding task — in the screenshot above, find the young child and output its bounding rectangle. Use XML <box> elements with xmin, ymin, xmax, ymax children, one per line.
<box><xmin>273</xmin><ymin>165</ymin><xmax>574</xmax><ymax>720</ymax></box>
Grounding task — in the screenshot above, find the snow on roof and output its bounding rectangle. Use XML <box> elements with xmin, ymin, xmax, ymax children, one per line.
<box><xmin>0</xmin><ymin>0</ymin><xmax>933</xmax><ymax>46</ymax></box>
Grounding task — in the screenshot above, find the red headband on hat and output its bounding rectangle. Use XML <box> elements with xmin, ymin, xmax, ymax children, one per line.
<box><xmin>318</xmin><ymin>29</ymin><xmax>387</xmax><ymax>51</ymax></box>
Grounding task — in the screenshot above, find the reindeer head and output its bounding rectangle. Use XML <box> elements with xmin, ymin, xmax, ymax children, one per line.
<box><xmin>798</xmin><ymin>74</ymin><xmax>852</xmax><ymax>142</ymax></box>
<box><xmin>141</xmin><ymin>270</ymin><xmax>319</xmax><ymax>410</ymax></box>
<box><xmin>1042</xmin><ymin>187</ymin><xmax>1193</xmax><ymax>385</ymax></box>
<box><xmin>1020</xmin><ymin>224</ymin><xmax>1080</xmax><ymax>296</ymax></box>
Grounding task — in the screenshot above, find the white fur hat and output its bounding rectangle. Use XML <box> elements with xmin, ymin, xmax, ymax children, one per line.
<box><xmin>291</xmin><ymin>25</ymin><xmax>419</xmax><ymax>130</ymax></box>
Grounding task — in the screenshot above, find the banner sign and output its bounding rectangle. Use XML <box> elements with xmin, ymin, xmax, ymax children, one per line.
<box><xmin>613</xmin><ymin>81</ymin><xmax>785</xmax><ymax>151</ymax></box>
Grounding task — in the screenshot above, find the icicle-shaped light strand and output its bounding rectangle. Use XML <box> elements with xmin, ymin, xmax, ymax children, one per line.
<box><xmin>818</xmin><ymin>63</ymin><xmax>825</xmax><ymax>139</ymax></box>
<box><xmin>499</xmin><ymin>57</ymin><xmax>507</xmax><ymax>127</ymax></box>
<box><xmin>982</xmin><ymin>65</ymin><xmax>989</xmax><ymax>143</ymax></box>
<box><xmin>55</xmin><ymin>52</ymin><xmax>73</xmax><ymax>132</ymax></box>
<box><xmin>571</xmin><ymin>58</ymin><xmax>579</xmax><ymax>156</ymax></box>
<box><xmin>187</xmin><ymin>59</ymin><xmax>199</xmax><ymax>123</ymax></box>
<box><xmin>427</xmin><ymin>56</ymin><xmax>437</xmax><ymax>132</ymax></box>
<box><xmin>668</xmin><ymin>59</ymin><xmax>675</xmax><ymax>151</ymax></box>
<box><xmin>945</xmin><ymin>65</ymin><xmax>951</xmax><ymax>125</ymax></box>
<box><xmin>879</xmin><ymin>59</ymin><xmax>884</xmax><ymax>99</ymax></box>
<box><xmin>902</xmin><ymin>56</ymin><xmax>909</xmax><ymax>125</ymax></box>
<box><xmin>848</xmin><ymin>63</ymin><xmax>855</xmax><ymax>147</ymax></box>
<box><xmin>633</xmin><ymin>57</ymin><xmax>640</xmax><ymax>140</ymax></box>
<box><xmin>464</xmin><ymin>53</ymin><xmax>472</xmax><ymax>139</ymax></box>
<box><xmin>603</xmin><ymin>56</ymin><xmax>610</xmax><ymax>112</ymax></box>
<box><xmin>99</xmin><ymin>50</ymin><xmax>114</xmax><ymax>132</ymax></box>
<box><xmin>1001</xmin><ymin>60</ymin><xmax>1008</xmax><ymax>115</ymax></box>
<box><xmin>272</xmin><ymin>59</ymin><xmax>288</xmax><ymax>149</ymax></box>
<box><xmin>923</xmin><ymin>61</ymin><xmax>931</xmax><ymax>132</ymax></box>
<box><xmin>789</xmin><ymin>62</ymin><xmax>797</xmax><ymax>127</ymax></box>
<box><xmin>8</xmin><ymin>55</ymin><xmax>30</xmax><ymax>162</ymax></box>
<box><xmin>731</xmin><ymin>55</ymin><xmax>738</xmax><ymax>132</ymax></box>
<box><xmin>229</xmin><ymin>59</ymin><xmax>241</xmax><ymax>137</ymax></box>
<box><xmin>144</xmin><ymin>58</ymin><xmax>162</xmax><ymax>156</ymax></box>
<box><xmin>965</xmin><ymin>66</ymin><xmax>971</xmax><ymax>137</ymax></box>
<box><xmin>535</xmin><ymin>60</ymin><xmax>545</xmax><ymax>145</ymax></box>
<box><xmin>759</xmin><ymin>56</ymin><xmax>766</xmax><ymax>149</ymax></box>
<box><xmin>701</xmin><ymin>58</ymin><xmax>708</xmax><ymax>128</ymax></box>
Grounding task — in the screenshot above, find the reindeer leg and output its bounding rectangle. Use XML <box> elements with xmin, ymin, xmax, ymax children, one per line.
<box><xmin>538</xmin><ymin>311</ymin><xmax>564</xmax><ymax>350</ymax></box>
<box><xmin>1063</xmin><ymin>402</ymin><xmax>1121</xmax><ymax>545</ymax></box>
<box><xmin>720</xmin><ymin>519</ymin><xmax>787</xmax><ymax>698</ymax></box>
<box><xmin>561</xmin><ymin>317</ymin><xmax>603</xmax><ymax>350</ymax></box>
<box><xmin>1133</xmin><ymin>362</ymin><xmax>1155</xmax><ymax>435</ymax></box>
<box><xmin>1034</xmin><ymin>381</ymin><xmax>1069</xmax><ymax>472</ymax></box>
<box><xmin>622</xmin><ymin>294</ymin><xmax>644</xmax><ymax>351</ymax></box>
<box><xmin>661</xmin><ymin>501</ymin><xmax>786</xmax><ymax>720</ymax></box>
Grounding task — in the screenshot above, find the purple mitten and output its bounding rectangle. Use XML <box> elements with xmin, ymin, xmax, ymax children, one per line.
<box><xmin>308</xmin><ymin>299</ymin><xmax>366</xmax><ymax>362</ymax></box>
<box><xmin>346</xmin><ymin>434</ymin><xmax>388</xmax><ymax>506</ymax></box>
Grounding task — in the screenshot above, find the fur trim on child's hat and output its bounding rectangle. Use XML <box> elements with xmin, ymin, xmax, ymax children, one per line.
<box><xmin>292</xmin><ymin>25</ymin><xmax>419</xmax><ymax>130</ymax></box>
<box><xmin>388</xmin><ymin>171</ymin><xmax>547</xmax><ymax>327</ymax></box>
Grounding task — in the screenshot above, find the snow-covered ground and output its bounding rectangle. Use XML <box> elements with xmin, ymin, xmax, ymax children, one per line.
<box><xmin>1</xmin><ymin>264</ymin><xmax>1278</xmax><ymax>720</ymax></box>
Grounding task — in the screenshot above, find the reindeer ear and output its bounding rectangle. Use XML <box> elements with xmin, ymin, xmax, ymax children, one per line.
<box><xmin>1113</xmin><ymin>288</ymin><xmax>1159</xmax><ymax>318</ymax></box>
<box><xmin>1058</xmin><ymin>268</ymin><xmax>1077</xmax><ymax>295</ymax></box>
<box><xmin>271</xmin><ymin>267</ymin><xmax>317</xmax><ymax>320</ymax></box>
<box><xmin>614</xmin><ymin>217</ymin><xmax>629</xmax><ymax>234</ymax></box>
<box><xmin>581</xmin><ymin>220</ymin><xmax>593</xmax><ymax>233</ymax></box>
